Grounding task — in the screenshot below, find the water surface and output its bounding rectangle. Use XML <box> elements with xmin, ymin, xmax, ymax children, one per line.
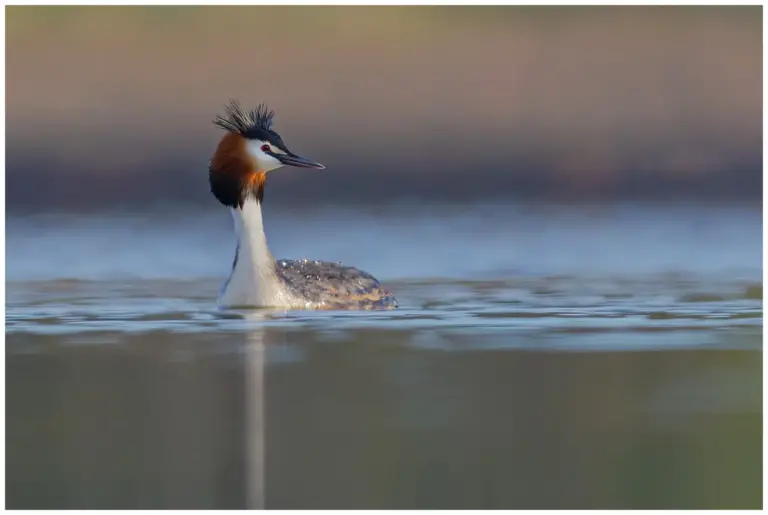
<box><xmin>6</xmin><ymin>201</ymin><xmax>762</xmax><ymax>509</ymax></box>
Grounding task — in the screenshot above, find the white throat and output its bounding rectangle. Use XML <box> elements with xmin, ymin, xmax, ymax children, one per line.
<box><xmin>218</xmin><ymin>199</ymin><xmax>288</xmax><ymax>308</ymax></box>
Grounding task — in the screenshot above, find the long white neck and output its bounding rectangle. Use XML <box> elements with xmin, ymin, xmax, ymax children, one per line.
<box><xmin>218</xmin><ymin>199</ymin><xmax>284</xmax><ymax>308</ymax></box>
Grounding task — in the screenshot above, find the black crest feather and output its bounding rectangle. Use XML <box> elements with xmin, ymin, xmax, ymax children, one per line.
<box><xmin>213</xmin><ymin>100</ymin><xmax>275</xmax><ymax>135</ymax></box>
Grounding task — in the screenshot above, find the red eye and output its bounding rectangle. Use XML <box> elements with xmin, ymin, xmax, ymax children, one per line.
<box><xmin>260</xmin><ymin>144</ymin><xmax>270</xmax><ymax>152</ymax></box>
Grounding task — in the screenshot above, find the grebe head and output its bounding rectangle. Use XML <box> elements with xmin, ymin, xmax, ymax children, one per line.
<box><xmin>209</xmin><ymin>100</ymin><xmax>325</xmax><ymax>208</ymax></box>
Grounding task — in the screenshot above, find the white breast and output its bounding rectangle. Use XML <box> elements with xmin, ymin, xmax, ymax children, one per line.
<box><xmin>218</xmin><ymin>201</ymin><xmax>301</xmax><ymax>308</ymax></box>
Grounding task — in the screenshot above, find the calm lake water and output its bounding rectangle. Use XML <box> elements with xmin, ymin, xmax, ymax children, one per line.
<box><xmin>6</xmin><ymin>201</ymin><xmax>763</xmax><ymax>509</ymax></box>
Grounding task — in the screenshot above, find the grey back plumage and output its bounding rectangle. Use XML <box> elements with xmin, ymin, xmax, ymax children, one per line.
<box><xmin>275</xmin><ymin>259</ymin><xmax>397</xmax><ymax>310</ymax></box>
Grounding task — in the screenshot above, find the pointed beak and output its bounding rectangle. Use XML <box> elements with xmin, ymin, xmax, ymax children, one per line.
<box><xmin>276</xmin><ymin>151</ymin><xmax>326</xmax><ymax>170</ymax></box>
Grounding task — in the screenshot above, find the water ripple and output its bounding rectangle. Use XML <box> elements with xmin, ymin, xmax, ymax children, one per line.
<box><xmin>5</xmin><ymin>275</ymin><xmax>762</xmax><ymax>352</ymax></box>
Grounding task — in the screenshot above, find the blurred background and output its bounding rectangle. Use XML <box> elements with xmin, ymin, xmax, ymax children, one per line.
<box><xmin>5</xmin><ymin>5</ymin><xmax>762</xmax><ymax>210</ymax></box>
<box><xmin>5</xmin><ymin>5</ymin><xmax>763</xmax><ymax>510</ymax></box>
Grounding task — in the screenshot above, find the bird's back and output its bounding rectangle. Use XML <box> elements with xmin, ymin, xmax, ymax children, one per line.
<box><xmin>275</xmin><ymin>259</ymin><xmax>398</xmax><ymax>310</ymax></box>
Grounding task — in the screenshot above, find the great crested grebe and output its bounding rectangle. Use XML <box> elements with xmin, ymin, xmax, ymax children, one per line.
<box><xmin>209</xmin><ymin>100</ymin><xmax>397</xmax><ymax>310</ymax></box>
